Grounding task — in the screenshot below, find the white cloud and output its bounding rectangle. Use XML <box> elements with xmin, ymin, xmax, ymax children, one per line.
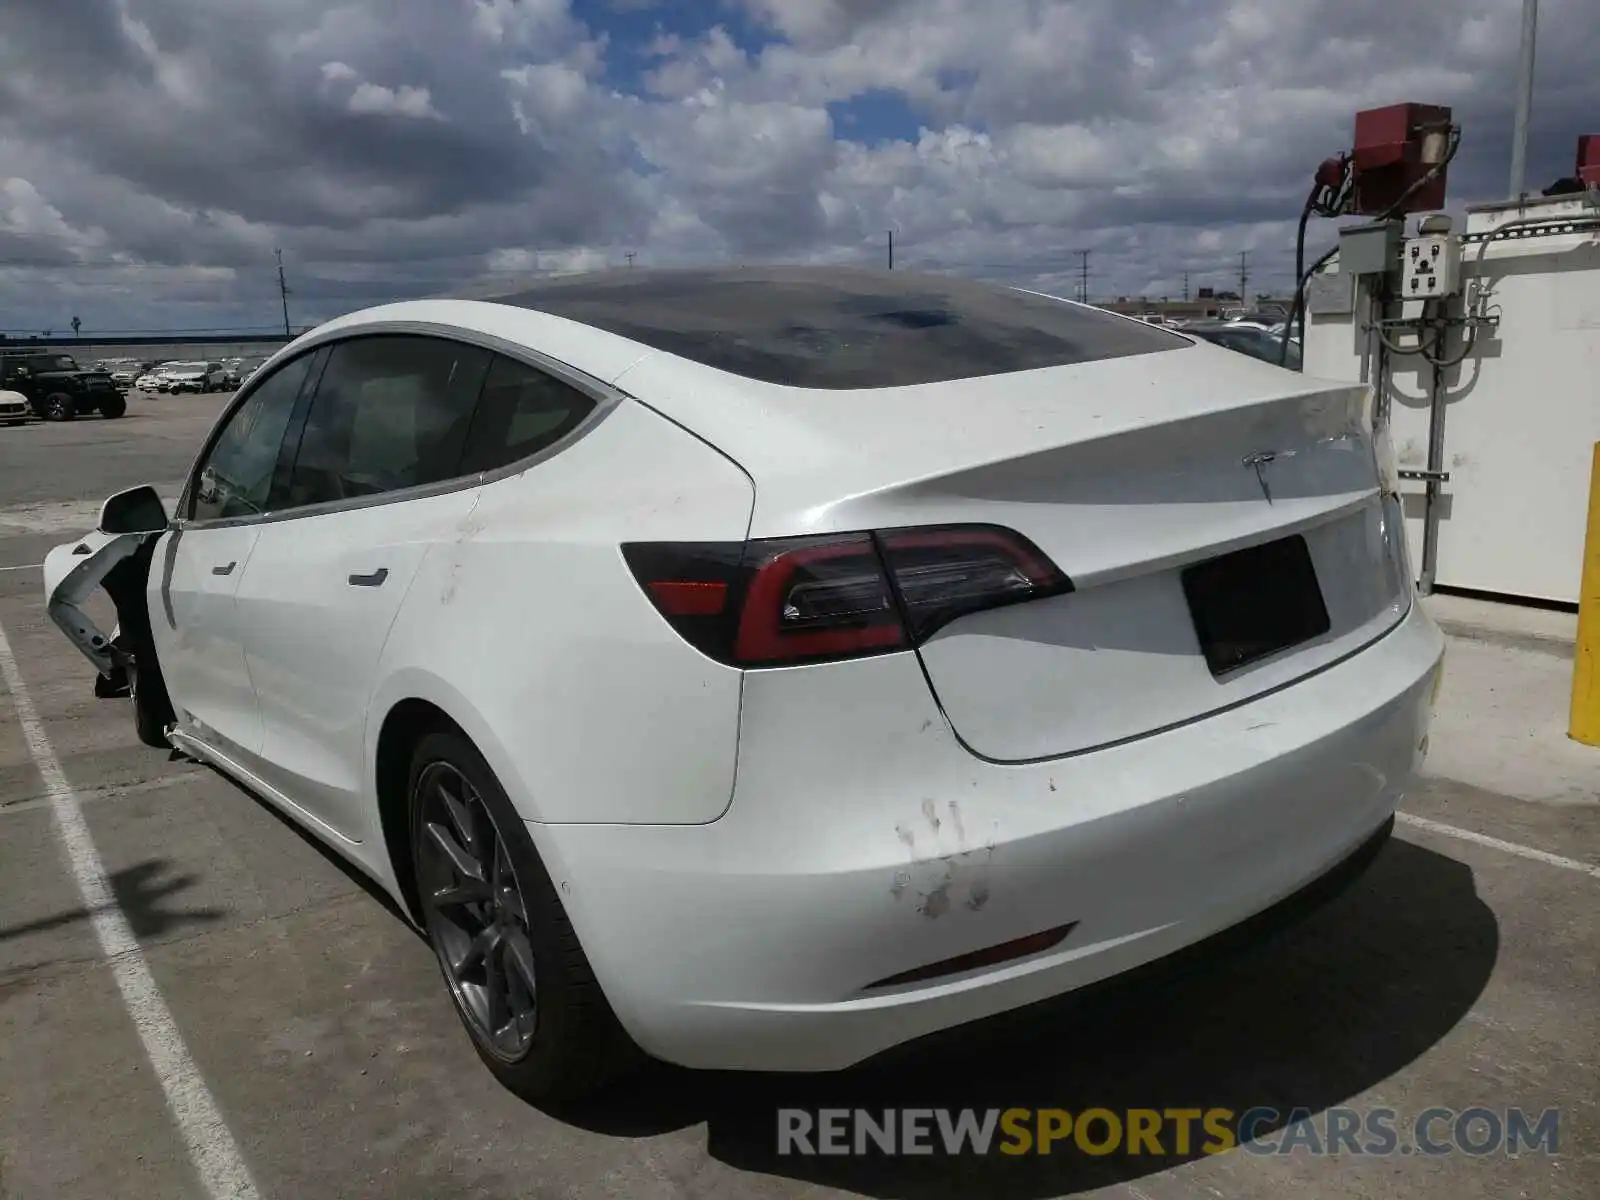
<box><xmin>0</xmin><ymin>0</ymin><xmax>1596</xmax><ymax>329</ymax></box>
<box><xmin>321</xmin><ymin>61</ymin><xmax>443</xmax><ymax>120</ymax></box>
<box><xmin>483</xmin><ymin>245</ymin><xmax>611</xmax><ymax>275</ymax></box>
<box><xmin>1</xmin><ymin>178</ymin><xmax>92</xmax><ymax>243</ymax></box>
<box><xmin>347</xmin><ymin>81</ymin><xmax>443</xmax><ymax>120</ymax></box>
<box><xmin>469</xmin><ymin>0</ymin><xmax>571</xmax><ymax>45</ymax></box>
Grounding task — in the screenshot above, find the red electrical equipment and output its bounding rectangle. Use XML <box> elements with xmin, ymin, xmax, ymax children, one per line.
<box><xmin>1349</xmin><ymin>103</ymin><xmax>1454</xmax><ymax>216</ymax></box>
<box><xmin>1578</xmin><ymin>135</ymin><xmax>1600</xmax><ymax>187</ymax></box>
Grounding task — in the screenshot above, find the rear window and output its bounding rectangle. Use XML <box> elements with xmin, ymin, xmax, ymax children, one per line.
<box><xmin>480</xmin><ymin>266</ymin><xmax>1187</xmax><ymax>389</ymax></box>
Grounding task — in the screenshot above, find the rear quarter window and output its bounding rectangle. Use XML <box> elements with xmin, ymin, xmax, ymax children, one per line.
<box><xmin>486</xmin><ymin>267</ymin><xmax>1188</xmax><ymax>390</ymax></box>
<box><xmin>458</xmin><ymin>354</ymin><xmax>595</xmax><ymax>474</ymax></box>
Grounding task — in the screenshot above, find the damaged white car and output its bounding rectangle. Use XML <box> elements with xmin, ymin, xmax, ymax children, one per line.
<box><xmin>44</xmin><ymin>266</ymin><xmax>1444</xmax><ymax>1103</ymax></box>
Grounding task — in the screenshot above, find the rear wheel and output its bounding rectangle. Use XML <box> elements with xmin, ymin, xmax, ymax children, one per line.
<box><xmin>407</xmin><ymin>729</ymin><xmax>639</xmax><ymax>1103</ymax></box>
<box><xmin>40</xmin><ymin>392</ymin><xmax>74</xmax><ymax>421</ymax></box>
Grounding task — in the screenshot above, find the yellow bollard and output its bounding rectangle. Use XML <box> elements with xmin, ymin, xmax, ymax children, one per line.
<box><xmin>1570</xmin><ymin>442</ymin><xmax>1600</xmax><ymax>746</ymax></box>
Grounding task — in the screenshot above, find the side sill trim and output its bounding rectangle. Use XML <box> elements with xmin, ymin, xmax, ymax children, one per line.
<box><xmin>167</xmin><ymin>729</ymin><xmax>363</xmax><ymax>848</ymax></box>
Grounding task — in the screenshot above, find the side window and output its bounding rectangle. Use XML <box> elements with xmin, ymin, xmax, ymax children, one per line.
<box><xmin>283</xmin><ymin>335</ymin><xmax>492</xmax><ymax>509</ymax></box>
<box><xmin>190</xmin><ymin>354</ymin><xmax>312</xmax><ymax>522</ymax></box>
<box><xmin>459</xmin><ymin>354</ymin><xmax>596</xmax><ymax>474</ymax></box>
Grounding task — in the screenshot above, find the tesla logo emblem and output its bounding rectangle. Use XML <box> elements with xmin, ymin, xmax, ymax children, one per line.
<box><xmin>1243</xmin><ymin>451</ymin><xmax>1279</xmax><ymax>504</ymax></box>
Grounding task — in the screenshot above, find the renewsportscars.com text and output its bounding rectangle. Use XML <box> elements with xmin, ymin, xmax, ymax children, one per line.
<box><xmin>776</xmin><ymin>1106</ymin><xmax>1561</xmax><ymax>1158</ymax></box>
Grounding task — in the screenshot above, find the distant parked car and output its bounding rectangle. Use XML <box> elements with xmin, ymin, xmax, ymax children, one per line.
<box><xmin>0</xmin><ymin>388</ymin><xmax>29</xmax><ymax>424</ymax></box>
<box><xmin>1184</xmin><ymin>321</ymin><xmax>1302</xmax><ymax>371</ymax></box>
<box><xmin>161</xmin><ymin>361</ymin><xmax>227</xmax><ymax>393</ymax></box>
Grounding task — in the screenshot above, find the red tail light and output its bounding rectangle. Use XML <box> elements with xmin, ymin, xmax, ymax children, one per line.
<box><xmin>622</xmin><ymin>524</ymin><xmax>1071</xmax><ymax>667</ymax></box>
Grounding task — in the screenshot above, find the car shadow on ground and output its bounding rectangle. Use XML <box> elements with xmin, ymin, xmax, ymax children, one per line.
<box><xmin>560</xmin><ymin>836</ymin><xmax>1497</xmax><ymax>1198</ymax></box>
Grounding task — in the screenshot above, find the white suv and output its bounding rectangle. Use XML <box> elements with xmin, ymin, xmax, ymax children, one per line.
<box><xmin>162</xmin><ymin>361</ymin><xmax>225</xmax><ymax>393</ymax></box>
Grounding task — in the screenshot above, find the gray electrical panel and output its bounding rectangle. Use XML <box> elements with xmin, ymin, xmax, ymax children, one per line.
<box><xmin>1337</xmin><ymin>220</ymin><xmax>1404</xmax><ymax>278</ymax></box>
<box><xmin>1306</xmin><ymin>271</ymin><xmax>1355</xmax><ymax>315</ymax></box>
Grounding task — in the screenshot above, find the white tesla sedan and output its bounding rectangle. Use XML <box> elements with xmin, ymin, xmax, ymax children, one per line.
<box><xmin>43</xmin><ymin>266</ymin><xmax>1444</xmax><ymax>1102</ymax></box>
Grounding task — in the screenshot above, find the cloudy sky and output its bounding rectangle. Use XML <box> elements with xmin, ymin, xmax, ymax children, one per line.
<box><xmin>0</xmin><ymin>0</ymin><xmax>1594</xmax><ymax>334</ymax></box>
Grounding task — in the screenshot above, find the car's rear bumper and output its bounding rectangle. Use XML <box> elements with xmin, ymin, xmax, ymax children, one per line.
<box><xmin>535</xmin><ymin>599</ymin><xmax>1444</xmax><ymax>1073</ymax></box>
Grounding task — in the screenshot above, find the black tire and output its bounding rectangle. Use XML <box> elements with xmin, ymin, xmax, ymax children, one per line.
<box><xmin>407</xmin><ymin>728</ymin><xmax>640</xmax><ymax>1103</ymax></box>
<box><xmin>129</xmin><ymin>657</ymin><xmax>175</xmax><ymax>748</ymax></box>
<box><xmin>99</xmin><ymin>394</ymin><xmax>127</xmax><ymax>419</ymax></box>
<box><xmin>40</xmin><ymin>392</ymin><xmax>74</xmax><ymax>421</ymax></box>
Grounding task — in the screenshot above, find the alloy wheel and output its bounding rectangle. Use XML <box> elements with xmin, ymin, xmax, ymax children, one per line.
<box><xmin>415</xmin><ymin>761</ymin><xmax>539</xmax><ymax>1061</ymax></box>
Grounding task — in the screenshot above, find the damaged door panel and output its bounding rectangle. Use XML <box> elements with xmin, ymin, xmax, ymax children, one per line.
<box><xmin>43</xmin><ymin>529</ymin><xmax>155</xmax><ymax>676</ymax></box>
<box><xmin>43</xmin><ymin>526</ymin><xmax>178</xmax><ymax>748</ymax></box>
<box><xmin>42</xmin><ymin>483</ymin><xmax>179</xmax><ymax>748</ymax></box>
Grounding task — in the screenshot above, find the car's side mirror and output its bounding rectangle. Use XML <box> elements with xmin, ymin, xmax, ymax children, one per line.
<box><xmin>98</xmin><ymin>485</ymin><xmax>170</xmax><ymax>534</ymax></box>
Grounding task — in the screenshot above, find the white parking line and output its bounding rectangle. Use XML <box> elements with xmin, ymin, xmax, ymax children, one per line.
<box><xmin>0</xmin><ymin>563</ymin><xmax>40</xmax><ymax>573</ymax></box>
<box><xmin>1398</xmin><ymin>812</ymin><xmax>1600</xmax><ymax>879</ymax></box>
<box><xmin>0</xmin><ymin>615</ymin><xmax>262</xmax><ymax>1200</ymax></box>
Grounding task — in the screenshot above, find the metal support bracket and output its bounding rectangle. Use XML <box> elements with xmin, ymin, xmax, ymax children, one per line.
<box><xmin>1369</xmin><ymin>314</ymin><xmax>1499</xmax><ymax>333</ymax></box>
<box><xmin>1460</xmin><ymin>216</ymin><xmax>1600</xmax><ymax>244</ymax></box>
<box><xmin>1399</xmin><ymin>469</ymin><xmax>1451</xmax><ymax>483</ymax></box>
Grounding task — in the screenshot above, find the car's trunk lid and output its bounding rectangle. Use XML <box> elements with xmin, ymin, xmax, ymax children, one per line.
<box><xmin>621</xmin><ymin>342</ymin><xmax>1408</xmax><ymax>760</ymax></box>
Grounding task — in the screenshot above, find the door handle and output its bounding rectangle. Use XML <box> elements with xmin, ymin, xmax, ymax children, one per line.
<box><xmin>348</xmin><ymin>568</ymin><xmax>389</xmax><ymax>588</ymax></box>
<box><xmin>211</xmin><ymin>561</ymin><xmax>236</xmax><ymax>576</ymax></box>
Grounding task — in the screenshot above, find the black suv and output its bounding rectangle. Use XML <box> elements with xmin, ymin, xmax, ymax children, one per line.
<box><xmin>0</xmin><ymin>350</ymin><xmax>127</xmax><ymax>421</ymax></box>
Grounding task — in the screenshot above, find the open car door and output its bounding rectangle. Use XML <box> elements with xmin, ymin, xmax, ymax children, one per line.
<box><xmin>41</xmin><ymin>485</ymin><xmax>177</xmax><ymax>746</ymax></box>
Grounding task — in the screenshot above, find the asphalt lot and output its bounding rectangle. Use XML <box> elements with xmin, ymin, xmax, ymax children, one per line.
<box><xmin>1</xmin><ymin>391</ymin><xmax>1597</xmax><ymax>1199</ymax></box>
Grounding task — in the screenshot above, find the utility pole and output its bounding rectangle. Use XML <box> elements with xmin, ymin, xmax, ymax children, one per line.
<box><xmin>1075</xmin><ymin>249</ymin><xmax>1091</xmax><ymax>304</ymax></box>
<box><xmin>1510</xmin><ymin>0</ymin><xmax>1539</xmax><ymax>198</ymax></box>
<box><xmin>887</xmin><ymin>230</ymin><xmax>894</xmax><ymax>270</ymax></box>
<box><xmin>1237</xmin><ymin>251</ymin><xmax>1250</xmax><ymax>303</ymax></box>
<box><xmin>1182</xmin><ymin>271</ymin><xmax>1190</xmax><ymax>302</ymax></box>
<box><xmin>275</xmin><ymin>248</ymin><xmax>291</xmax><ymax>337</ymax></box>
